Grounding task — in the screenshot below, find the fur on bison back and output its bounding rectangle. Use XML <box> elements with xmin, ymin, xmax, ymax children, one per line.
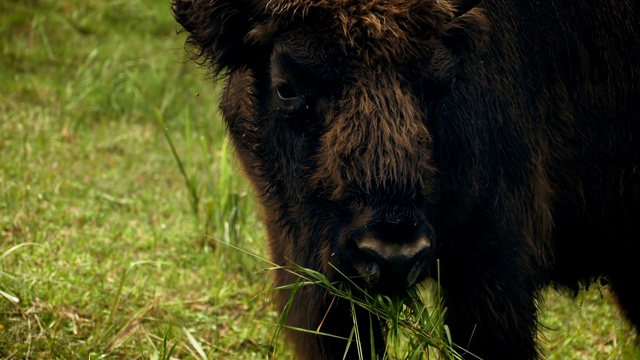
<box><xmin>172</xmin><ymin>0</ymin><xmax>640</xmax><ymax>359</ymax></box>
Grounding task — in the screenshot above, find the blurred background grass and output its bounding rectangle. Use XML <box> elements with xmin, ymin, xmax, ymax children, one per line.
<box><xmin>0</xmin><ymin>0</ymin><xmax>637</xmax><ymax>358</ymax></box>
<box><xmin>1</xmin><ymin>0</ymin><xmax>273</xmax><ymax>358</ymax></box>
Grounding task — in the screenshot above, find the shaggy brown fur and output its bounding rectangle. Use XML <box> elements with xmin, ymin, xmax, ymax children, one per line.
<box><xmin>173</xmin><ymin>0</ymin><xmax>640</xmax><ymax>358</ymax></box>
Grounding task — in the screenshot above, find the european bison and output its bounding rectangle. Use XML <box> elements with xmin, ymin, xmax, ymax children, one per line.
<box><xmin>172</xmin><ymin>0</ymin><xmax>640</xmax><ymax>358</ymax></box>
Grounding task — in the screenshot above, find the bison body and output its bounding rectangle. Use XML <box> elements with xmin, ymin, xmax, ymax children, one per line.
<box><xmin>173</xmin><ymin>0</ymin><xmax>640</xmax><ymax>358</ymax></box>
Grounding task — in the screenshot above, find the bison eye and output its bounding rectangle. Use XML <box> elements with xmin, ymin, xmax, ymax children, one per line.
<box><xmin>274</xmin><ymin>82</ymin><xmax>307</xmax><ymax>113</ymax></box>
<box><xmin>276</xmin><ymin>83</ymin><xmax>298</xmax><ymax>101</ymax></box>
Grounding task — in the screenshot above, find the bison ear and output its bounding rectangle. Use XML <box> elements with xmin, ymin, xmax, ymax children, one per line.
<box><xmin>451</xmin><ymin>0</ymin><xmax>484</xmax><ymax>17</ymax></box>
<box><xmin>172</xmin><ymin>0</ymin><xmax>260</xmax><ymax>76</ymax></box>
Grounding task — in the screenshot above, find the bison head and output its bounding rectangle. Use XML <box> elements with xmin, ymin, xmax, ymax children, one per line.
<box><xmin>173</xmin><ymin>0</ymin><xmax>488</xmax><ymax>294</ymax></box>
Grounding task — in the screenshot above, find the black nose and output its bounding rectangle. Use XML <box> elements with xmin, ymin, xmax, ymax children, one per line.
<box><xmin>355</xmin><ymin>220</ymin><xmax>431</xmax><ymax>291</ymax></box>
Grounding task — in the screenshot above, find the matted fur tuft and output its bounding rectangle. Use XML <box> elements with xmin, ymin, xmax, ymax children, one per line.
<box><xmin>172</xmin><ymin>0</ymin><xmax>256</xmax><ymax>76</ymax></box>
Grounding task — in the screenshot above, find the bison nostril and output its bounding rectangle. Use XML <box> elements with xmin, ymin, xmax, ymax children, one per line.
<box><xmin>406</xmin><ymin>260</ymin><xmax>424</xmax><ymax>287</ymax></box>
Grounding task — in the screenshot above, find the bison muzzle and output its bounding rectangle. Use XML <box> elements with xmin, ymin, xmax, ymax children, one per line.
<box><xmin>172</xmin><ymin>0</ymin><xmax>640</xmax><ymax>359</ymax></box>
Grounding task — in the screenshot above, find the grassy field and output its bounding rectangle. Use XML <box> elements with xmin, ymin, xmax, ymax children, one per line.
<box><xmin>0</xmin><ymin>0</ymin><xmax>638</xmax><ymax>359</ymax></box>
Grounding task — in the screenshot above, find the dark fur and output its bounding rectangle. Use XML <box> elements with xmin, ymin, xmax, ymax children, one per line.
<box><xmin>172</xmin><ymin>0</ymin><xmax>640</xmax><ymax>358</ymax></box>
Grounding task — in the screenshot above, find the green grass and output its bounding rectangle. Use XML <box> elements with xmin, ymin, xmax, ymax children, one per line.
<box><xmin>1</xmin><ymin>0</ymin><xmax>272</xmax><ymax>358</ymax></box>
<box><xmin>0</xmin><ymin>0</ymin><xmax>638</xmax><ymax>358</ymax></box>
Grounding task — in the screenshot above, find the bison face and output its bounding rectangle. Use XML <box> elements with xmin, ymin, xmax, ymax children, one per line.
<box><xmin>173</xmin><ymin>0</ymin><xmax>488</xmax><ymax>294</ymax></box>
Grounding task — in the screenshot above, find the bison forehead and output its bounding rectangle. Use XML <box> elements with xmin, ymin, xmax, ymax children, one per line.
<box><xmin>259</xmin><ymin>0</ymin><xmax>457</xmax><ymax>53</ymax></box>
<box><xmin>309</xmin><ymin>68</ymin><xmax>437</xmax><ymax>201</ymax></box>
